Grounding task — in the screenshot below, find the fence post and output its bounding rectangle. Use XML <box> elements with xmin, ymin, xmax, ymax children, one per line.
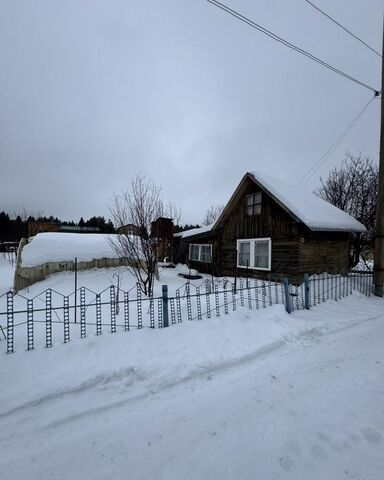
<box><xmin>196</xmin><ymin>286</ymin><xmax>202</xmax><ymax>320</ymax></box>
<box><xmin>137</xmin><ymin>283</ymin><xmax>143</xmax><ymax>329</ymax></box>
<box><xmin>27</xmin><ymin>299</ymin><xmax>34</xmax><ymax>350</ymax></box>
<box><xmin>157</xmin><ymin>298</ymin><xmax>163</xmax><ymax>328</ymax></box>
<box><xmin>6</xmin><ymin>291</ymin><xmax>14</xmax><ymax>354</ymax></box>
<box><xmin>255</xmin><ymin>279</ymin><xmax>260</xmax><ymax>309</ymax></box>
<box><xmin>46</xmin><ymin>289</ymin><xmax>52</xmax><ymax>348</ymax></box>
<box><xmin>176</xmin><ymin>289</ymin><xmax>182</xmax><ymax>322</ymax></box>
<box><xmin>223</xmin><ymin>282</ymin><xmax>229</xmax><ymax>314</ymax></box>
<box><xmin>215</xmin><ymin>284</ymin><xmax>220</xmax><ymax>316</ymax></box>
<box><xmin>80</xmin><ymin>287</ymin><xmax>86</xmax><ymax>337</ymax></box>
<box><xmin>262</xmin><ymin>281</ymin><xmax>267</xmax><ymax>308</ymax></box>
<box><xmin>124</xmin><ymin>292</ymin><xmax>129</xmax><ymax>331</ymax></box>
<box><xmin>240</xmin><ymin>279</ymin><xmax>244</xmax><ymax>307</ymax></box>
<box><xmin>283</xmin><ymin>278</ymin><xmax>291</xmax><ymax>314</ymax></box>
<box><xmin>186</xmin><ymin>283</ymin><xmax>192</xmax><ymax>321</ymax></box>
<box><xmin>304</xmin><ymin>274</ymin><xmax>310</xmax><ymax>310</ymax></box>
<box><xmin>96</xmin><ymin>293</ymin><xmax>102</xmax><ymax>335</ymax></box>
<box><xmin>63</xmin><ymin>296</ymin><xmax>70</xmax><ymax>343</ymax></box>
<box><xmin>162</xmin><ymin>285</ymin><xmax>169</xmax><ymax>327</ymax></box>
<box><xmin>170</xmin><ymin>298</ymin><xmax>176</xmax><ymax>324</ymax></box>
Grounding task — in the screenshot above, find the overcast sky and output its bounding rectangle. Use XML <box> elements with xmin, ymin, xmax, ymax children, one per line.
<box><xmin>0</xmin><ymin>0</ymin><xmax>382</xmax><ymax>225</ymax></box>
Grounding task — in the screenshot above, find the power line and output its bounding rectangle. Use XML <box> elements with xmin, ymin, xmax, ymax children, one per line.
<box><xmin>304</xmin><ymin>0</ymin><xmax>381</xmax><ymax>58</ymax></box>
<box><xmin>206</xmin><ymin>0</ymin><xmax>380</xmax><ymax>94</ymax></box>
<box><xmin>298</xmin><ymin>94</ymin><xmax>379</xmax><ymax>187</ymax></box>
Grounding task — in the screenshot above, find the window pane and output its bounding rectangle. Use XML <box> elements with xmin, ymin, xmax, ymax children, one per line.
<box><xmin>254</xmin><ymin>191</ymin><xmax>262</xmax><ymax>204</ymax></box>
<box><xmin>245</xmin><ymin>194</ymin><xmax>253</xmax><ymax>206</ymax></box>
<box><xmin>200</xmin><ymin>245</ymin><xmax>212</xmax><ymax>262</ymax></box>
<box><xmin>254</xmin><ymin>204</ymin><xmax>261</xmax><ymax>215</ymax></box>
<box><xmin>238</xmin><ymin>242</ymin><xmax>250</xmax><ymax>266</ymax></box>
<box><xmin>254</xmin><ymin>240</ymin><xmax>269</xmax><ymax>268</ymax></box>
<box><xmin>190</xmin><ymin>244</ymin><xmax>199</xmax><ymax>261</ymax></box>
<box><xmin>246</xmin><ymin>206</ymin><xmax>253</xmax><ymax>216</ymax></box>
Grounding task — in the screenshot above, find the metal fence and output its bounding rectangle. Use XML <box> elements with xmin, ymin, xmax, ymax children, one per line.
<box><xmin>0</xmin><ymin>272</ymin><xmax>373</xmax><ymax>354</ymax></box>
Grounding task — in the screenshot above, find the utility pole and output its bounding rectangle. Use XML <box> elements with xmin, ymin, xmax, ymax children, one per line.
<box><xmin>373</xmin><ymin>23</ymin><xmax>384</xmax><ymax>297</ymax></box>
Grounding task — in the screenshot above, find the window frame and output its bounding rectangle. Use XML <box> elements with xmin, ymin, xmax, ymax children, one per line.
<box><xmin>188</xmin><ymin>243</ymin><xmax>213</xmax><ymax>263</ymax></box>
<box><xmin>245</xmin><ymin>191</ymin><xmax>262</xmax><ymax>216</ymax></box>
<box><xmin>236</xmin><ymin>237</ymin><xmax>272</xmax><ymax>271</ymax></box>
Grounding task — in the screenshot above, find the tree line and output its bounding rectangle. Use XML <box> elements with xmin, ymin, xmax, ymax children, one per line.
<box><xmin>0</xmin><ymin>212</ymin><xmax>116</xmax><ymax>242</ymax></box>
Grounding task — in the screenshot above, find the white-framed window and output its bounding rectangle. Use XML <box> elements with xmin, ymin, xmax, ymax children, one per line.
<box><xmin>237</xmin><ymin>238</ymin><xmax>271</xmax><ymax>271</ymax></box>
<box><xmin>188</xmin><ymin>244</ymin><xmax>212</xmax><ymax>263</ymax></box>
<box><xmin>245</xmin><ymin>192</ymin><xmax>262</xmax><ymax>216</ymax></box>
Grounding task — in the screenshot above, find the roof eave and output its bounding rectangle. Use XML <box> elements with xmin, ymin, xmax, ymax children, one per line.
<box><xmin>307</xmin><ymin>226</ymin><xmax>366</xmax><ymax>233</ymax></box>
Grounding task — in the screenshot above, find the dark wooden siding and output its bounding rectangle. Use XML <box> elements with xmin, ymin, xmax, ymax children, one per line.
<box><xmin>220</xmin><ymin>177</ymin><xmax>298</xmax><ymax>240</ymax></box>
<box><xmin>218</xmin><ymin>177</ymin><xmax>300</xmax><ymax>280</ymax></box>
<box><xmin>298</xmin><ymin>229</ymin><xmax>350</xmax><ymax>275</ymax></box>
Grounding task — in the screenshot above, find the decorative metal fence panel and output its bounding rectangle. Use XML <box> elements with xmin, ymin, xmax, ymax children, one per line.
<box><xmin>0</xmin><ymin>272</ymin><xmax>374</xmax><ymax>354</ymax></box>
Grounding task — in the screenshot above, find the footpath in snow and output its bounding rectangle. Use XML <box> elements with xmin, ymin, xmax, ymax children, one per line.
<box><xmin>0</xmin><ymin>292</ymin><xmax>383</xmax><ymax>479</ymax></box>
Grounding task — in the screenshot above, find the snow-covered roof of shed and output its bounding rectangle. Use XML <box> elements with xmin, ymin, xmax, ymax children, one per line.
<box><xmin>247</xmin><ymin>172</ymin><xmax>366</xmax><ymax>233</ymax></box>
<box><xmin>21</xmin><ymin>232</ymin><xmax>122</xmax><ymax>267</ymax></box>
<box><xmin>174</xmin><ymin>224</ymin><xmax>215</xmax><ymax>239</ymax></box>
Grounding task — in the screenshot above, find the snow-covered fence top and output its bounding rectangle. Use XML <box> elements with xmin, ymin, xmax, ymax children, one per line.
<box><xmin>20</xmin><ymin>233</ymin><xmax>119</xmax><ymax>267</ymax></box>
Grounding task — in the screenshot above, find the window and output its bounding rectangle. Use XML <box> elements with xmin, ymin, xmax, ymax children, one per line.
<box><xmin>237</xmin><ymin>238</ymin><xmax>271</xmax><ymax>271</ymax></box>
<box><xmin>245</xmin><ymin>192</ymin><xmax>262</xmax><ymax>216</ymax></box>
<box><xmin>188</xmin><ymin>244</ymin><xmax>212</xmax><ymax>263</ymax></box>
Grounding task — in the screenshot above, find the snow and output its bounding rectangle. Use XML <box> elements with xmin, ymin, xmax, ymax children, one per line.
<box><xmin>0</xmin><ymin>258</ymin><xmax>383</xmax><ymax>480</ymax></box>
<box><xmin>247</xmin><ymin>172</ymin><xmax>366</xmax><ymax>232</ymax></box>
<box><xmin>175</xmin><ymin>223</ymin><xmax>215</xmax><ymax>239</ymax></box>
<box><xmin>20</xmin><ymin>232</ymin><xmax>121</xmax><ymax>267</ymax></box>
<box><xmin>0</xmin><ymin>254</ymin><xmax>15</xmax><ymax>292</ymax></box>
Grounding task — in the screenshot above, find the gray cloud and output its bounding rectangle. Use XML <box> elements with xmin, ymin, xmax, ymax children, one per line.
<box><xmin>0</xmin><ymin>0</ymin><xmax>381</xmax><ymax>224</ymax></box>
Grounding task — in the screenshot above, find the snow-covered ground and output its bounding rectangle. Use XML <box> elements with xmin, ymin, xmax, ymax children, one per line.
<box><xmin>0</xmin><ymin>287</ymin><xmax>383</xmax><ymax>479</ymax></box>
<box><xmin>0</xmin><ymin>253</ymin><xmax>15</xmax><ymax>292</ymax></box>
<box><xmin>0</xmin><ymin>255</ymin><xmax>383</xmax><ymax>478</ymax></box>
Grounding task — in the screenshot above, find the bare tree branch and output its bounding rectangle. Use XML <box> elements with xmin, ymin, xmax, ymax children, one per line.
<box><xmin>202</xmin><ymin>204</ymin><xmax>224</xmax><ymax>226</ymax></box>
<box><xmin>108</xmin><ymin>175</ymin><xmax>181</xmax><ymax>295</ymax></box>
<box><xmin>315</xmin><ymin>153</ymin><xmax>378</xmax><ymax>268</ymax></box>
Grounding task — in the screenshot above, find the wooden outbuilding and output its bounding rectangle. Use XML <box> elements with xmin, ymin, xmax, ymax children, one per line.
<box><xmin>174</xmin><ymin>172</ymin><xmax>365</xmax><ymax>283</ymax></box>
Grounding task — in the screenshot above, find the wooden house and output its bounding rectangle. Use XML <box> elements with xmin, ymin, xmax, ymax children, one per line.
<box><xmin>174</xmin><ymin>172</ymin><xmax>365</xmax><ymax>282</ymax></box>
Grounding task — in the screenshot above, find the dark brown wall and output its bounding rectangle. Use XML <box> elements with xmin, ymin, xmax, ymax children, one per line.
<box><xmin>298</xmin><ymin>228</ymin><xmax>350</xmax><ymax>275</ymax></box>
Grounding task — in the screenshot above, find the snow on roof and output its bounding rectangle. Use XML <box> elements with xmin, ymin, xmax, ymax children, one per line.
<box><xmin>249</xmin><ymin>172</ymin><xmax>366</xmax><ymax>233</ymax></box>
<box><xmin>21</xmin><ymin>233</ymin><xmax>121</xmax><ymax>267</ymax></box>
<box><xmin>175</xmin><ymin>224</ymin><xmax>215</xmax><ymax>239</ymax></box>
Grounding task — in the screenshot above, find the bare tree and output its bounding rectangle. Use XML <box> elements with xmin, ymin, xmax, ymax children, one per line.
<box><xmin>167</xmin><ymin>202</ymin><xmax>182</xmax><ymax>228</ymax></box>
<box><xmin>315</xmin><ymin>153</ymin><xmax>378</xmax><ymax>268</ymax></box>
<box><xmin>108</xmin><ymin>175</ymin><xmax>178</xmax><ymax>295</ymax></box>
<box><xmin>202</xmin><ymin>204</ymin><xmax>224</xmax><ymax>226</ymax></box>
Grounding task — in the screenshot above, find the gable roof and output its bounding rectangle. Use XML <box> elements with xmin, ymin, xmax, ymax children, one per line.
<box><xmin>214</xmin><ymin>172</ymin><xmax>366</xmax><ymax>233</ymax></box>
